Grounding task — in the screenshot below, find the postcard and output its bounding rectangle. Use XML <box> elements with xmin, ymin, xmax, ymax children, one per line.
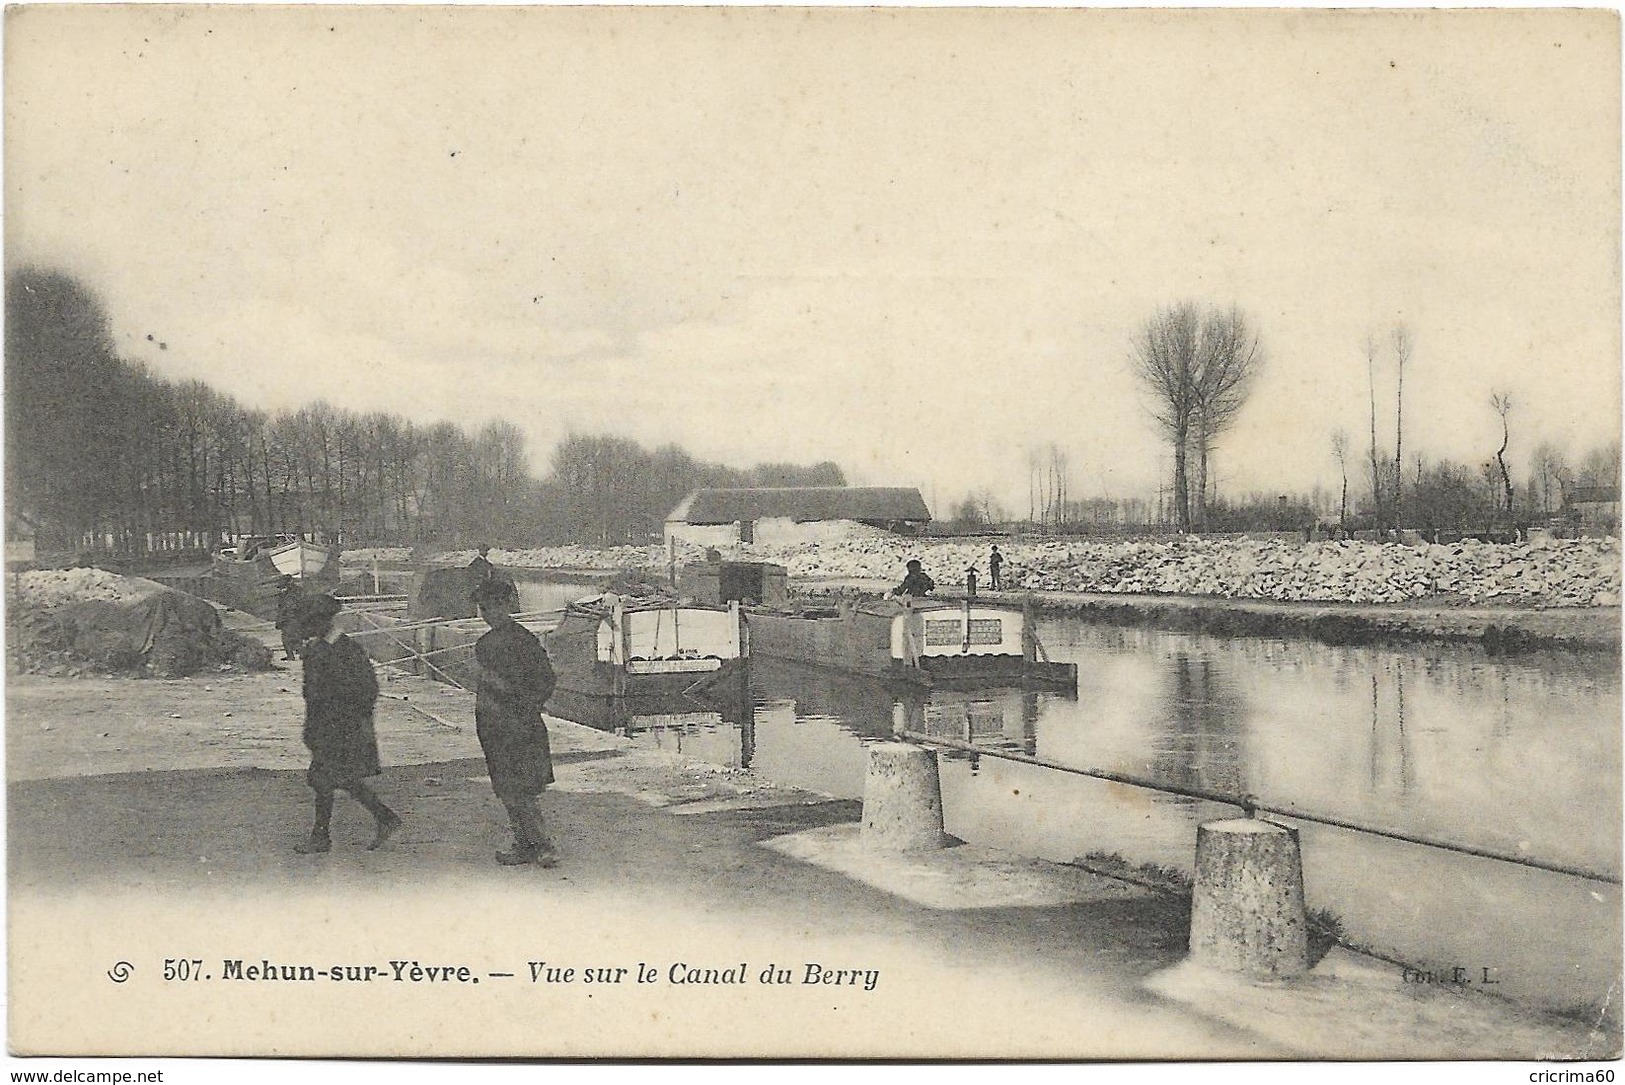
<box><xmin>5</xmin><ymin>4</ymin><xmax>1620</xmax><ymax>1067</ymax></box>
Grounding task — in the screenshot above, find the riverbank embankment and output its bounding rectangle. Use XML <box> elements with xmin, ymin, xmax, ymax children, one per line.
<box><xmin>978</xmin><ymin>588</ymin><xmax>1621</xmax><ymax>653</ymax></box>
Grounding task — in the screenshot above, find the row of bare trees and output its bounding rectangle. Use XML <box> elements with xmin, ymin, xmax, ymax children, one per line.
<box><xmin>5</xmin><ymin>268</ymin><xmax>537</xmax><ymax>549</ymax></box>
<box><xmin>6</xmin><ymin>267</ymin><xmax>845</xmax><ymax>554</ymax></box>
<box><xmin>542</xmin><ymin>434</ymin><xmax>843</xmax><ymax>546</ymax></box>
<box><xmin>1025</xmin><ymin>444</ymin><xmax>1071</xmax><ymax>529</ymax></box>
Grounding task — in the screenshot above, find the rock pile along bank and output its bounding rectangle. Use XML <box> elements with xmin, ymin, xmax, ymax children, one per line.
<box><xmin>357</xmin><ymin>533</ymin><xmax>1622</xmax><ymax>610</ymax></box>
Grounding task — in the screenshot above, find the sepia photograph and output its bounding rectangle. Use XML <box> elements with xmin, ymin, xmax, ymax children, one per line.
<box><xmin>3</xmin><ymin>3</ymin><xmax>1620</xmax><ymax>1071</ymax></box>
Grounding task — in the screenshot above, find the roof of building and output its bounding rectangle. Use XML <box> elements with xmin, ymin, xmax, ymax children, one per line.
<box><xmin>668</xmin><ymin>487</ymin><xmax>932</xmax><ymax>525</ymax></box>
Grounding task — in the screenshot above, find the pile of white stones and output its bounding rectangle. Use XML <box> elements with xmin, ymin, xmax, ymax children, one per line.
<box><xmin>11</xmin><ymin>568</ymin><xmax>153</xmax><ymax>609</ymax></box>
<box><xmin>746</xmin><ymin>535</ymin><xmax>1622</xmax><ymax>607</ymax></box>
<box><xmin>346</xmin><ymin>533</ymin><xmax>1623</xmax><ymax>608</ymax></box>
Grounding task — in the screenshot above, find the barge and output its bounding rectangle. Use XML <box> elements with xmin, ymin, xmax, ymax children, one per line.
<box><xmin>209</xmin><ymin>535</ymin><xmax>338</xmax><ymax>619</ymax></box>
<box><xmin>746</xmin><ymin>595</ymin><xmax>1077</xmax><ymax>693</ymax></box>
<box><xmin>544</xmin><ymin>592</ymin><xmax>748</xmax><ymax>699</ymax></box>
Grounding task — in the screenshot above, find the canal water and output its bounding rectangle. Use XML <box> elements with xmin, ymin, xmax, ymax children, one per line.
<box><xmin>516</xmin><ymin>579</ymin><xmax>604</xmax><ymax>617</ymax></box>
<box><xmin>563</xmin><ymin>608</ymin><xmax>1621</xmax><ymax>1021</ymax></box>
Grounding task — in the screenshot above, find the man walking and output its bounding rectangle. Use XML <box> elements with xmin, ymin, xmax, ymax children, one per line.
<box><xmin>471</xmin><ymin>578</ymin><xmax>559</xmax><ymax>866</ymax></box>
<box><xmin>292</xmin><ymin>593</ymin><xmax>401</xmax><ymax>855</ymax></box>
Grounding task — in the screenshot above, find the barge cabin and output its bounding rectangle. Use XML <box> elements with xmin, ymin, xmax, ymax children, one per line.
<box><xmin>747</xmin><ymin>595</ymin><xmax>1077</xmax><ymax>693</ymax></box>
<box><xmin>545</xmin><ymin>592</ymin><xmax>747</xmax><ymax>700</ymax></box>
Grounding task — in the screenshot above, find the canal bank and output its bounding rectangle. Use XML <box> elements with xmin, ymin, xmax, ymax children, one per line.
<box><xmin>332</xmin><ymin>557</ymin><xmax>1621</xmax><ymax>652</ymax></box>
<box><xmin>792</xmin><ymin>576</ymin><xmax>1621</xmax><ymax>652</ymax></box>
<box><xmin>6</xmin><ymin>622</ymin><xmax>1617</xmax><ymax>1058</ymax></box>
<box><xmin>1005</xmin><ymin>589</ymin><xmax>1622</xmax><ymax>653</ymax></box>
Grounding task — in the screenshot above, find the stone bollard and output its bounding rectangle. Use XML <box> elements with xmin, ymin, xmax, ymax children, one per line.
<box><xmin>1189</xmin><ymin>818</ymin><xmax>1310</xmax><ymax>978</ymax></box>
<box><xmin>861</xmin><ymin>743</ymin><xmax>947</xmax><ymax>852</ymax></box>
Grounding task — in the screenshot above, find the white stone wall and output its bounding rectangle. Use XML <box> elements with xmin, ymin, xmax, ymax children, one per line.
<box><xmin>751</xmin><ymin>518</ymin><xmax>880</xmax><ymax>546</ymax></box>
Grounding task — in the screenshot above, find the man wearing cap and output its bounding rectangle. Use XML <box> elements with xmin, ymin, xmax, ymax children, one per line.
<box><xmin>292</xmin><ymin>593</ymin><xmax>402</xmax><ymax>855</ymax></box>
<box><xmin>891</xmin><ymin>559</ymin><xmax>936</xmax><ymax>599</ymax></box>
<box><xmin>471</xmin><ymin>577</ymin><xmax>559</xmax><ymax>866</ymax></box>
<box><xmin>468</xmin><ymin>545</ymin><xmax>495</xmax><ymax>583</ymax></box>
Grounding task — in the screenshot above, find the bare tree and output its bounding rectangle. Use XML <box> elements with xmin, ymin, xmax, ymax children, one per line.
<box><xmin>1391</xmin><ymin>325</ymin><xmax>1412</xmax><ymax>519</ymax></box>
<box><xmin>1132</xmin><ymin>302</ymin><xmax>1263</xmax><ymax>532</ymax></box>
<box><xmin>1026</xmin><ymin>448</ymin><xmax>1041</xmax><ymax>525</ymax></box>
<box><xmin>1577</xmin><ymin>440</ymin><xmax>1622</xmax><ymax>489</ymax></box>
<box><xmin>1529</xmin><ymin>442</ymin><xmax>1570</xmax><ymax>517</ymax></box>
<box><xmin>1490</xmin><ymin>391</ymin><xmax>1515</xmax><ymax>519</ymax></box>
<box><xmin>1365</xmin><ymin>332</ymin><xmax>1384</xmax><ymax>528</ymax></box>
<box><xmin>1191</xmin><ymin>306</ymin><xmax>1263</xmax><ymax>529</ymax></box>
<box><xmin>1132</xmin><ymin>304</ymin><xmax>1201</xmax><ymax>531</ymax></box>
<box><xmin>1043</xmin><ymin>443</ymin><xmax>1070</xmax><ymax>528</ymax></box>
<box><xmin>1331</xmin><ymin>429</ymin><xmax>1351</xmax><ymax>534</ymax></box>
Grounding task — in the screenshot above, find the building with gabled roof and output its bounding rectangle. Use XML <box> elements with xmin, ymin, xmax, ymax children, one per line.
<box><xmin>665</xmin><ymin>486</ymin><xmax>931</xmax><ymax>547</ymax></box>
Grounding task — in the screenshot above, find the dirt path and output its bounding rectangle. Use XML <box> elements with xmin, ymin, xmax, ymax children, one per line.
<box><xmin>7</xmin><ymin>659</ymin><xmax>1288</xmax><ymax>1059</ymax></box>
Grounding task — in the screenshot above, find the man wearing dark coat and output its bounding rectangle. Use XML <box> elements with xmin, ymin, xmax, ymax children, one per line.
<box><xmin>273</xmin><ymin>577</ymin><xmax>304</xmax><ymax>661</ymax></box>
<box><xmin>892</xmin><ymin>559</ymin><xmax>936</xmax><ymax>598</ymax></box>
<box><xmin>292</xmin><ymin>593</ymin><xmax>401</xmax><ymax>855</ymax></box>
<box><xmin>471</xmin><ymin>578</ymin><xmax>558</xmax><ymax>866</ymax></box>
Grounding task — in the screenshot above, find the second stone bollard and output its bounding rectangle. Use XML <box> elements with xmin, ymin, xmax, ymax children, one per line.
<box><xmin>1189</xmin><ymin>818</ymin><xmax>1310</xmax><ymax>978</ymax></box>
<box><xmin>861</xmin><ymin>743</ymin><xmax>948</xmax><ymax>852</ymax></box>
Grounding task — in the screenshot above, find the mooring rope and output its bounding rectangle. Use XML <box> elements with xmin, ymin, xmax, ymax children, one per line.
<box><xmin>895</xmin><ymin>727</ymin><xmax>1622</xmax><ymax>887</ymax></box>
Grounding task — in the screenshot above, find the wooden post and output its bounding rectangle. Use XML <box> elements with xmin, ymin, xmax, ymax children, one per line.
<box><xmin>1021</xmin><ymin>595</ymin><xmax>1036</xmax><ymax>661</ymax></box>
<box><xmin>613</xmin><ymin>598</ymin><xmax>629</xmax><ymax>698</ymax></box>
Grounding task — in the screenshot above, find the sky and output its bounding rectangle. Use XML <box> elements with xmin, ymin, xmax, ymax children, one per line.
<box><xmin>6</xmin><ymin>6</ymin><xmax>1620</xmax><ymax>516</ymax></box>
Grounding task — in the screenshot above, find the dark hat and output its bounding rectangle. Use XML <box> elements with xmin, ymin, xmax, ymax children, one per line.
<box><xmin>471</xmin><ymin>576</ymin><xmax>521</xmax><ymax>611</ymax></box>
<box><xmin>906</xmin><ymin>559</ymin><xmax>922</xmax><ymax>572</ymax></box>
<box><xmin>298</xmin><ymin>592</ymin><xmax>343</xmax><ymax>624</ymax></box>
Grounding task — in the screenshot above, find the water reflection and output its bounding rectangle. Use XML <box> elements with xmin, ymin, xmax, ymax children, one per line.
<box><xmin>546</xmin><ymin>666</ymin><xmax>756</xmax><ymax>768</ymax></box>
<box><xmin>1151</xmin><ymin>654</ymin><xmax>1247</xmax><ymax>798</ymax></box>
<box><xmin>544</xmin><ymin>625</ymin><xmax>1621</xmax><ymax>873</ymax></box>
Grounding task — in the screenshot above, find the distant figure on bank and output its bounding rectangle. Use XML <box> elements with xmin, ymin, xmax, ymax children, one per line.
<box><xmin>274</xmin><ymin>577</ymin><xmax>304</xmax><ymax>661</ymax></box>
<box><xmin>892</xmin><ymin>559</ymin><xmax>936</xmax><ymax>599</ymax></box>
<box><xmin>471</xmin><ymin>577</ymin><xmax>560</xmax><ymax>867</ymax></box>
<box><xmin>965</xmin><ymin>566</ymin><xmax>978</xmax><ymax>600</ymax></box>
<box><xmin>292</xmin><ymin>593</ymin><xmax>401</xmax><ymax>855</ymax></box>
<box><xmin>468</xmin><ymin>545</ymin><xmax>495</xmax><ymax>583</ymax></box>
<box><xmin>704</xmin><ymin>546</ymin><xmax>723</xmax><ymax>563</ymax></box>
<box><xmin>989</xmin><ymin>545</ymin><xmax>1004</xmax><ymax>591</ymax></box>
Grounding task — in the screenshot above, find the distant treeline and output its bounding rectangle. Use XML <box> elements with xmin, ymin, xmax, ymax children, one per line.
<box><xmin>5</xmin><ymin>267</ymin><xmax>843</xmax><ymax>552</ymax></box>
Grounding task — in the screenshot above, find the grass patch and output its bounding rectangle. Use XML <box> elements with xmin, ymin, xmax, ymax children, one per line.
<box><xmin>1073</xmin><ymin>850</ymin><xmax>1194</xmax><ymax>896</ymax></box>
<box><xmin>1306</xmin><ymin>906</ymin><xmax>1346</xmax><ymax>966</ymax></box>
